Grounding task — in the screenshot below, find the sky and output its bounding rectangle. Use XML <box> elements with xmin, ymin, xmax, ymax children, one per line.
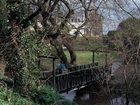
<box><xmin>134</xmin><ymin>0</ymin><xmax>140</xmax><ymax>3</ymax></box>
<box><xmin>99</xmin><ymin>0</ymin><xmax>140</xmax><ymax>34</ymax></box>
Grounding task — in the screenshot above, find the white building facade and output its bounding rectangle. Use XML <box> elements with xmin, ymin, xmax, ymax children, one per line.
<box><xmin>69</xmin><ymin>9</ymin><xmax>103</xmax><ymax>36</ymax></box>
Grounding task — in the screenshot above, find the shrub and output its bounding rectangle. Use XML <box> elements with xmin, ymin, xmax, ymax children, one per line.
<box><xmin>31</xmin><ymin>85</ymin><xmax>74</xmax><ymax>105</ymax></box>
<box><xmin>0</xmin><ymin>85</ymin><xmax>33</xmax><ymax>105</ymax></box>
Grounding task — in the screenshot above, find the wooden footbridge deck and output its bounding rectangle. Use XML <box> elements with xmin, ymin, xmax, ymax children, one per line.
<box><xmin>40</xmin><ymin>63</ymin><xmax>111</xmax><ymax>93</ymax></box>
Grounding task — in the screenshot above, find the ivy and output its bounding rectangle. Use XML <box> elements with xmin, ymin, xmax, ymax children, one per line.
<box><xmin>19</xmin><ymin>31</ymin><xmax>49</xmax><ymax>88</ymax></box>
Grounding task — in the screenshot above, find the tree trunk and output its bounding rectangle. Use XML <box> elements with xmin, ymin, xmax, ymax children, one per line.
<box><xmin>63</xmin><ymin>41</ymin><xmax>76</xmax><ymax>65</ymax></box>
<box><xmin>2</xmin><ymin>37</ymin><xmax>25</xmax><ymax>91</ymax></box>
<box><xmin>2</xmin><ymin>20</ymin><xmax>25</xmax><ymax>92</ymax></box>
<box><xmin>63</xmin><ymin>37</ymin><xmax>77</xmax><ymax>65</ymax></box>
<box><xmin>50</xmin><ymin>38</ymin><xmax>70</xmax><ymax>67</ymax></box>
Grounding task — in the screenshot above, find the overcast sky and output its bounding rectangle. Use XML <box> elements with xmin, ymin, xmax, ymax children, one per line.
<box><xmin>99</xmin><ymin>0</ymin><xmax>140</xmax><ymax>34</ymax></box>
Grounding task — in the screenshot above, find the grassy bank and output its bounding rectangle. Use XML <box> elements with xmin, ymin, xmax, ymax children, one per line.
<box><xmin>39</xmin><ymin>50</ymin><xmax>119</xmax><ymax>71</ymax></box>
<box><xmin>64</xmin><ymin>51</ymin><xmax>119</xmax><ymax>65</ymax></box>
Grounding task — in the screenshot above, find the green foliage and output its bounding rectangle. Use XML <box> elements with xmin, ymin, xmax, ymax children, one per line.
<box><xmin>0</xmin><ymin>85</ymin><xmax>33</xmax><ymax>105</ymax></box>
<box><xmin>114</xmin><ymin>18</ymin><xmax>140</xmax><ymax>62</ymax></box>
<box><xmin>7</xmin><ymin>0</ymin><xmax>28</xmax><ymax>20</ymax></box>
<box><xmin>111</xmin><ymin>18</ymin><xmax>140</xmax><ymax>46</ymax></box>
<box><xmin>0</xmin><ymin>1</ymin><xmax>74</xmax><ymax>105</ymax></box>
<box><xmin>116</xmin><ymin>18</ymin><xmax>140</xmax><ymax>44</ymax></box>
<box><xmin>106</xmin><ymin>18</ymin><xmax>140</xmax><ymax>50</ymax></box>
<box><xmin>18</xmin><ymin>31</ymin><xmax>49</xmax><ymax>90</ymax></box>
<box><xmin>0</xmin><ymin>83</ymin><xmax>74</xmax><ymax>105</ymax></box>
<box><xmin>31</xmin><ymin>86</ymin><xmax>59</xmax><ymax>104</ymax></box>
<box><xmin>0</xmin><ymin>0</ymin><xmax>9</xmax><ymax>34</ymax></box>
<box><xmin>0</xmin><ymin>0</ymin><xmax>29</xmax><ymax>34</ymax></box>
<box><xmin>31</xmin><ymin>86</ymin><xmax>74</xmax><ymax>105</ymax></box>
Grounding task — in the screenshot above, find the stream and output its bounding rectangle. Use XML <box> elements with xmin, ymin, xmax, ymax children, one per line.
<box><xmin>61</xmin><ymin>90</ymin><xmax>139</xmax><ymax>105</ymax></box>
<box><xmin>61</xmin><ymin>61</ymin><xmax>139</xmax><ymax>105</ymax></box>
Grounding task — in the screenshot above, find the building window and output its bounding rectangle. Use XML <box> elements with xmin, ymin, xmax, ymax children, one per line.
<box><xmin>78</xmin><ymin>19</ymin><xmax>81</xmax><ymax>22</ymax></box>
<box><xmin>74</xmin><ymin>19</ymin><xmax>77</xmax><ymax>23</ymax></box>
<box><xmin>84</xmin><ymin>28</ymin><xmax>89</xmax><ymax>35</ymax></box>
<box><xmin>71</xmin><ymin>19</ymin><xmax>74</xmax><ymax>22</ymax></box>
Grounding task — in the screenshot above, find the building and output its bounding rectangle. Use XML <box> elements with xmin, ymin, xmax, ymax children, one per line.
<box><xmin>69</xmin><ymin>9</ymin><xmax>103</xmax><ymax>36</ymax></box>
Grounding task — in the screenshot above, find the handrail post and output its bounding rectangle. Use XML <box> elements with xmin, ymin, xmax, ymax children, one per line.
<box><xmin>38</xmin><ymin>57</ymin><xmax>41</xmax><ymax>67</ymax></box>
<box><xmin>47</xmin><ymin>54</ymin><xmax>58</xmax><ymax>89</ymax></box>
<box><xmin>92</xmin><ymin>50</ymin><xmax>95</xmax><ymax>64</ymax></box>
<box><xmin>105</xmin><ymin>52</ymin><xmax>108</xmax><ymax>67</ymax></box>
<box><xmin>52</xmin><ymin>58</ymin><xmax>56</xmax><ymax>89</ymax></box>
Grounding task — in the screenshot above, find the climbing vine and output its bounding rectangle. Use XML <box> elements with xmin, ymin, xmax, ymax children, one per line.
<box><xmin>19</xmin><ymin>31</ymin><xmax>49</xmax><ymax>88</ymax></box>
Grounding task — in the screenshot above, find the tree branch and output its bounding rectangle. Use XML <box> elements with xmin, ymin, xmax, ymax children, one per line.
<box><xmin>59</xmin><ymin>0</ymin><xmax>74</xmax><ymax>29</ymax></box>
<box><xmin>20</xmin><ymin>7</ymin><xmax>42</xmax><ymax>26</ymax></box>
<box><xmin>20</xmin><ymin>0</ymin><xmax>49</xmax><ymax>27</ymax></box>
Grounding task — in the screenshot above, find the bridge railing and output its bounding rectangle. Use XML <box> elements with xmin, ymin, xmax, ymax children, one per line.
<box><xmin>67</xmin><ymin>63</ymin><xmax>98</xmax><ymax>72</ymax></box>
<box><xmin>40</xmin><ymin>64</ymin><xmax>111</xmax><ymax>93</ymax></box>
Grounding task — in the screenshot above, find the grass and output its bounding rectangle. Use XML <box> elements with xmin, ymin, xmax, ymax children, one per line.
<box><xmin>65</xmin><ymin>51</ymin><xmax>92</xmax><ymax>64</ymax></box>
<box><xmin>64</xmin><ymin>51</ymin><xmax>119</xmax><ymax>65</ymax></box>
<box><xmin>40</xmin><ymin>50</ymin><xmax>119</xmax><ymax>70</ymax></box>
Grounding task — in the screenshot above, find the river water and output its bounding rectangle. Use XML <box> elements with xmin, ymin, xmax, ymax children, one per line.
<box><xmin>61</xmin><ymin>61</ymin><xmax>139</xmax><ymax>105</ymax></box>
<box><xmin>61</xmin><ymin>90</ymin><xmax>139</xmax><ymax>105</ymax></box>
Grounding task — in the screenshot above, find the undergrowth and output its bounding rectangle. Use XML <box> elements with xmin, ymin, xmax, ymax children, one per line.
<box><xmin>0</xmin><ymin>83</ymin><xmax>74</xmax><ymax>105</ymax></box>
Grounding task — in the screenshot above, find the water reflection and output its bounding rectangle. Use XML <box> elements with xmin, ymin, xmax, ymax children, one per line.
<box><xmin>61</xmin><ymin>91</ymin><xmax>139</xmax><ymax>105</ymax></box>
<box><xmin>80</xmin><ymin>94</ymin><xmax>89</xmax><ymax>101</ymax></box>
<box><xmin>111</xmin><ymin>97</ymin><xmax>139</xmax><ymax>105</ymax></box>
<box><xmin>61</xmin><ymin>90</ymin><xmax>76</xmax><ymax>102</ymax></box>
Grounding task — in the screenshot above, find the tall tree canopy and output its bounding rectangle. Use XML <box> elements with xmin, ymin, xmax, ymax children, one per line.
<box><xmin>0</xmin><ymin>0</ymin><xmax>100</xmax><ymax>91</ymax></box>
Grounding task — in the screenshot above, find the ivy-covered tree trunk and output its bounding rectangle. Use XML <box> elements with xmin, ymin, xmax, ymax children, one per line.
<box><xmin>2</xmin><ymin>22</ymin><xmax>26</xmax><ymax>92</ymax></box>
<box><xmin>4</xmin><ymin>46</ymin><xmax>24</xmax><ymax>90</ymax></box>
